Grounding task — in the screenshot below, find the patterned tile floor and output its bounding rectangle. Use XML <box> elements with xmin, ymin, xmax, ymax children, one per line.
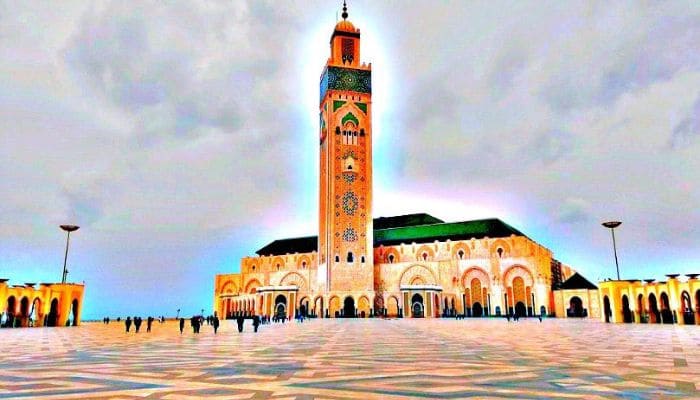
<box><xmin>1</xmin><ymin>318</ymin><xmax>699</xmax><ymax>399</ymax></box>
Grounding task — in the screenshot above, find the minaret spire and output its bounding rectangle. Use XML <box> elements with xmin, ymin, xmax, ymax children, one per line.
<box><xmin>342</xmin><ymin>1</ymin><xmax>348</xmax><ymax>20</ymax></box>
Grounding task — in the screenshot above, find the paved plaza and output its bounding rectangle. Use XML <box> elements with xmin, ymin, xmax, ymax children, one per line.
<box><xmin>1</xmin><ymin>318</ymin><xmax>700</xmax><ymax>399</ymax></box>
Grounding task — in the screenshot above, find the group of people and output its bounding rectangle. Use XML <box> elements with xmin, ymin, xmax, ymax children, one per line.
<box><xmin>179</xmin><ymin>315</ymin><xmax>220</xmax><ymax>334</ymax></box>
<box><xmin>107</xmin><ymin>316</ymin><xmax>165</xmax><ymax>325</ymax></box>
<box><xmin>124</xmin><ymin>316</ymin><xmax>163</xmax><ymax>333</ymax></box>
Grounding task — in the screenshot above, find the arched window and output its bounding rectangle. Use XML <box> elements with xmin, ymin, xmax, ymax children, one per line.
<box><xmin>457</xmin><ymin>249</ymin><xmax>464</xmax><ymax>260</ymax></box>
<box><xmin>388</xmin><ymin>254</ymin><xmax>395</xmax><ymax>263</ymax></box>
<box><xmin>497</xmin><ymin>247</ymin><xmax>504</xmax><ymax>258</ymax></box>
<box><xmin>276</xmin><ymin>264</ymin><xmax>280</xmax><ymax>271</ymax></box>
<box><xmin>422</xmin><ymin>252</ymin><xmax>428</xmax><ymax>261</ymax></box>
<box><xmin>302</xmin><ymin>261</ymin><xmax>307</xmax><ymax>269</ymax></box>
<box><xmin>252</xmin><ymin>265</ymin><xmax>256</xmax><ymax>271</ymax></box>
<box><xmin>335</xmin><ymin>255</ymin><xmax>340</xmax><ymax>263</ymax></box>
<box><xmin>347</xmin><ymin>252</ymin><xmax>354</xmax><ymax>263</ymax></box>
<box><xmin>360</xmin><ymin>256</ymin><xmax>365</xmax><ymax>263</ymax></box>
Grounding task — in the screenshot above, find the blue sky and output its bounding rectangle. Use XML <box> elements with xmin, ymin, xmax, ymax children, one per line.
<box><xmin>1</xmin><ymin>1</ymin><xmax>699</xmax><ymax>320</ymax></box>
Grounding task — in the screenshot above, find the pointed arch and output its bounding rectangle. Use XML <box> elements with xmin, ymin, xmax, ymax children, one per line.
<box><xmin>399</xmin><ymin>264</ymin><xmax>437</xmax><ymax>286</ymax></box>
<box><xmin>244</xmin><ymin>278</ymin><xmax>262</xmax><ymax>294</ymax></box>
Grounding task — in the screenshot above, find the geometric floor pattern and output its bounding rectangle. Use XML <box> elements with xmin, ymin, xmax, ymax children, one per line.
<box><xmin>1</xmin><ymin>318</ymin><xmax>699</xmax><ymax>399</ymax></box>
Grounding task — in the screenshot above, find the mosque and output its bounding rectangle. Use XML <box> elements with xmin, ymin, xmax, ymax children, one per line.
<box><xmin>214</xmin><ymin>4</ymin><xmax>700</xmax><ymax>324</ymax></box>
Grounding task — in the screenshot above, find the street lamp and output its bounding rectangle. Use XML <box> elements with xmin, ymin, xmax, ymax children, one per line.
<box><xmin>59</xmin><ymin>225</ymin><xmax>80</xmax><ymax>284</ymax></box>
<box><xmin>601</xmin><ymin>221</ymin><xmax>622</xmax><ymax>280</ymax></box>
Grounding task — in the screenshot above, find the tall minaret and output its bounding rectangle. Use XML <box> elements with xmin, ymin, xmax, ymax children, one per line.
<box><xmin>318</xmin><ymin>1</ymin><xmax>373</xmax><ymax>294</ymax></box>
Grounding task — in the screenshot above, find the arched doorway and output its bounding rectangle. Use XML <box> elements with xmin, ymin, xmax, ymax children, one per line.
<box><xmin>568</xmin><ymin>296</ymin><xmax>584</xmax><ymax>317</ymax></box>
<box><xmin>682</xmin><ymin>291</ymin><xmax>695</xmax><ymax>325</ymax></box>
<box><xmin>19</xmin><ymin>297</ymin><xmax>30</xmax><ymax>327</ymax></box>
<box><xmin>70</xmin><ymin>299</ymin><xmax>79</xmax><ymax>326</ymax></box>
<box><xmin>603</xmin><ymin>296</ymin><xmax>611</xmax><ymax>323</ymax></box>
<box><xmin>660</xmin><ymin>292</ymin><xmax>673</xmax><ymax>324</ymax></box>
<box><xmin>637</xmin><ymin>294</ymin><xmax>646</xmax><ymax>323</ymax></box>
<box><xmin>274</xmin><ymin>294</ymin><xmax>287</xmax><ymax>320</ymax></box>
<box><xmin>388</xmin><ymin>296</ymin><xmax>399</xmax><ymax>317</ymax></box>
<box><xmin>472</xmin><ymin>302</ymin><xmax>483</xmax><ymax>317</ymax></box>
<box><xmin>622</xmin><ymin>295</ymin><xmax>633</xmax><ymax>323</ymax></box>
<box><xmin>48</xmin><ymin>298</ymin><xmax>59</xmax><ymax>327</ymax></box>
<box><xmin>514</xmin><ymin>301</ymin><xmax>526</xmax><ymax>318</ymax></box>
<box><xmin>374</xmin><ymin>295</ymin><xmax>384</xmax><ymax>317</ymax></box>
<box><xmin>5</xmin><ymin>296</ymin><xmax>16</xmax><ymax>327</ymax></box>
<box><xmin>30</xmin><ymin>298</ymin><xmax>42</xmax><ymax>327</ymax></box>
<box><xmin>411</xmin><ymin>293</ymin><xmax>424</xmax><ymax>318</ymax></box>
<box><xmin>649</xmin><ymin>294</ymin><xmax>660</xmax><ymax>324</ymax></box>
<box><xmin>343</xmin><ymin>297</ymin><xmax>355</xmax><ymax>318</ymax></box>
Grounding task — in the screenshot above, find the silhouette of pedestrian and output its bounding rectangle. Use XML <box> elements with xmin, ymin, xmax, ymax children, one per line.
<box><xmin>147</xmin><ymin>316</ymin><xmax>153</xmax><ymax>332</ymax></box>
<box><xmin>253</xmin><ymin>315</ymin><xmax>260</xmax><ymax>333</ymax></box>
<box><xmin>134</xmin><ymin>317</ymin><xmax>142</xmax><ymax>333</ymax></box>
<box><xmin>213</xmin><ymin>315</ymin><xmax>220</xmax><ymax>334</ymax></box>
<box><xmin>236</xmin><ymin>315</ymin><xmax>244</xmax><ymax>333</ymax></box>
<box><xmin>125</xmin><ymin>316</ymin><xmax>132</xmax><ymax>332</ymax></box>
<box><xmin>179</xmin><ymin>317</ymin><xmax>185</xmax><ymax>334</ymax></box>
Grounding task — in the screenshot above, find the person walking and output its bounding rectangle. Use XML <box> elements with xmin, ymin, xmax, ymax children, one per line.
<box><xmin>179</xmin><ymin>317</ymin><xmax>185</xmax><ymax>334</ymax></box>
<box><xmin>125</xmin><ymin>316</ymin><xmax>132</xmax><ymax>332</ymax></box>
<box><xmin>147</xmin><ymin>316</ymin><xmax>153</xmax><ymax>332</ymax></box>
<box><xmin>213</xmin><ymin>315</ymin><xmax>220</xmax><ymax>334</ymax></box>
<box><xmin>253</xmin><ymin>315</ymin><xmax>260</xmax><ymax>333</ymax></box>
<box><xmin>134</xmin><ymin>317</ymin><xmax>142</xmax><ymax>333</ymax></box>
<box><xmin>236</xmin><ymin>315</ymin><xmax>244</xmax><ymax>333</ymax></box>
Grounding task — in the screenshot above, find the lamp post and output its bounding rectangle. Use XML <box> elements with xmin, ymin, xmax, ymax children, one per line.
<box><xmin>59</xmin><ymin>225</ymin><xmax>80</xmax><ymax>284</ymax></box>
<box><xmin>601</xmin><ymin>221</ymin><xmax>622</xmax><ymax>280</ymax></box>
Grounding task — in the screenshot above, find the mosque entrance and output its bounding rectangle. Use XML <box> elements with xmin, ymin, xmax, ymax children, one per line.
<box><xmin>274</xmin><ymin>295</ymin><xmax>287</xmax><ymax>320</ymax></box>
<box><xmin>603</xmin><ymin>296</ymin><xmax>612</xmax><ymax>323</ymax></box>
<box><xmin>343</xmin><ymin>297</ymin><xmax>355</xmax><ymax>318</ymax></box>
<box><xmin>514</xmin><ymin>301</ymin><xmax>526</xmax><ymax>318</ymax></box>
<box><xmin>568</xmin><ymin>296</ymin><xmax>584</xmax><ymax>317</ymax></box>
<box><xmin>472</xmin><ymin>302</ymin><xmax>483</xmax><ymax>317</ymax></box>
<box><xmin>411</xmin><ymin>294</ymin><xmax>424</xmax><ymax>318</ymax></box>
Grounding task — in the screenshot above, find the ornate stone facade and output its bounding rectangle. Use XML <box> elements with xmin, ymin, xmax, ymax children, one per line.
<box><xmin>214</xmin><ymin>8</ymin><xmax>580</xmax><ymax>321</ymax></box>
<box><xmin>1</xmin><ymin>280</ymin><xmax>85</xmax><ymax>327</ymax></box>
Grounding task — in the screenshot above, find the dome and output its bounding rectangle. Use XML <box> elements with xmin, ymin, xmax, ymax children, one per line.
<box><xmin>334</xmin><ymin>19</ymin><xmax>356</xmax><ymax>33</ymax></box>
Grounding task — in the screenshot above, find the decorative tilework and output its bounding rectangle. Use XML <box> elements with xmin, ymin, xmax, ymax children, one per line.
<box><xmin>320</xmin><ymin>66</ymin><xmax>371</xmax><ymax>102</ymax></box>
<box><xmin>342</xmin><ymin>191</ymin><xmax>358</xmax><ymax>215</ymax></box>
<box><xmin>343</xmin><ymin>227</ymin><xmax>358</xmax><ymax>241</ymax></box>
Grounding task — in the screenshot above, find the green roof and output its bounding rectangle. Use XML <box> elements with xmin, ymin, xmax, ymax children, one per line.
<box><xmin>373</xmin><ymin>218</ymin><xmax>525</xmax><ymax>247</ymax></box>
<box><xmin>255</xmin><ymin>215</ymin><xmax>526</xmax><ymax>256</ymax></box>
<box><xmin>373</xmin><ymin>213</ymin><xmax>444</xmax><ymax>230</ymax></box>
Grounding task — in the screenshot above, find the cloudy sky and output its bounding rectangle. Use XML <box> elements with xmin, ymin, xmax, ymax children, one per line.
<box><xmin>1</xmin><ymin>1</ymin><xmax>699</xmax><ymax>319</ymax></box>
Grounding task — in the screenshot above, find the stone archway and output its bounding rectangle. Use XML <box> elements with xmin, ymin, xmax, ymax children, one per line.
<box><xmin>649</xmin><ymin>293</ymin><xmax>660</xmax><ymax>323</ymax></box>
<box><xmin>274</xmin><ymin>294</ymin><xmax>287</xmax><ymax>320</ymax></box>
<box><xmin>622</xmin><ymin>295</ymin><xmax>633</xmax><ymax>323</ymax></box>
<box><xmin>682</xmin><ymin>291</ymin><xmax>695</xmax><ymax>325</ymax></box>
<box><xmin>19</xmin><ymin>297</ymin><xmax>30</xmax><ymax>327</ymax></box>
<box><xmin>472</xmin><ymin>302</ymin><xmax>483</xmax><ymax>317</ymax></box>
<box><xmin>660</xmin><ymin>292</ymin><xmax>673</xmax><ymax>324</ymax></box>
<box><xmin>343</xmin><ymin>296</ymin><xmax>356</xmax><ymax>318</ymax></box>
<box><xmin>411</xmin><ymin>293</ymin><xmax>424</xmax><ymax>318</ymax></box>
<box><xmin>48</xmin><ymin>298</ymin><xmax>59</xmax><ymax>327</ymax></box>
<box><xmin>388</xmin><ymin>296</ymin><xmax>400</xmax><ymax>317</ymax></box>
<box><xmin>603</xmin><ymin>296</ymin><xmax>612</xmax><ymax>323</ymax></box>
<box><xmin>70</xmin><ymin>299</ymin><xmax>79</xmax><ymax>326</ymax></box>
<box><xmin>568</xmin><ymin>296</ymin><xmax>584</xmax><ymax>317</ymax></box>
